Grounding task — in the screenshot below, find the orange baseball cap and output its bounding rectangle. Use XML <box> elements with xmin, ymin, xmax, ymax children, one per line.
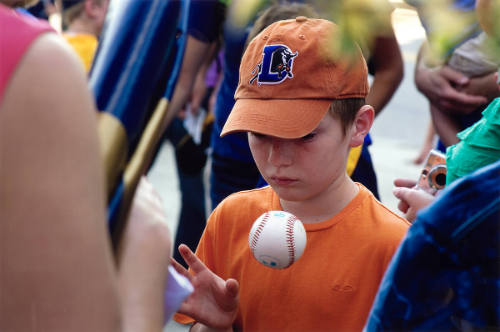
<box><xmin>221</xmin><ymin>17</ymin><xmax>369</xmax><ymax>139</ymax></box>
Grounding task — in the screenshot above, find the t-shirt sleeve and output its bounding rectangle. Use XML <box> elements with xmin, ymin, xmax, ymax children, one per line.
<box><xmin>188</xmin><ymin>0</ymin><xmax>226</xmax><ymax>43</ymax></box>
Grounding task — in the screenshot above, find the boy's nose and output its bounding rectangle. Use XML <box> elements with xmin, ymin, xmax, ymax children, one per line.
<box><xmin>268</xmin><ymin>138</ymin><xmax>294</xmax><ymax>166</ymax></box>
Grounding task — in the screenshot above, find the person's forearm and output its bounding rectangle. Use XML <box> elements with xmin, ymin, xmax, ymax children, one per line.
<box><xmin>161</xmin><ymin>36</ymin><xmax>212</xmax><ymax>134</ymax></box>
<box><xmin>367</xmin><ymin>70</ymin><xmax>402</xmax><ymax>116</ymax></box>
<box><xmin>414</xmin><ymin>42</ymin><xmax>434</xmax><ymax>95</ymax></box>
<box><xmin>366</xmin><ymin>36</ymin><xmax>404</xmax><ymax>115</ymax></box>
<box><xmin>429</xmin><ymin>104</ymin><xmax>461</xmax><ymax>147</ymax></box>
<box><xmin>118</xmin><ymin>183</ymin><xmax>173</xmax><ymax>332</ymax></box>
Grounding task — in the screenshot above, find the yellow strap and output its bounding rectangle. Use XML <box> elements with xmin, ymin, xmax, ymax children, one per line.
<box><xmin>346</xmin><ymin>144</ymin><xmax>362</xmax><ymax>176</ymax></box>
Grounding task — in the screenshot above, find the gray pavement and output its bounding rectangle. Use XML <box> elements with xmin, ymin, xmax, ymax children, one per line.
<box><xmin>147</xmin><ymin>7</ymin><xmax>430</xmax><ymax>331</ymax></box>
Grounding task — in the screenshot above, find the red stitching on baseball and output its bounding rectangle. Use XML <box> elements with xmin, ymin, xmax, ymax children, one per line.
<box><xmin>250</xmin><ymin>212</ymin><xmax>269</xmax><ymax>254</ymax></box>
<box><xmin>285</xmin><ymin>215</ymin><xmax>296</xmax><ymax>267</ymax></box>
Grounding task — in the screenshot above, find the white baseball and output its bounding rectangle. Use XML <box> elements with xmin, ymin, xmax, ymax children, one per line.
<box><xmin>248</xmin><ymin>210</ymin><xmax>307</xmax><ymax>269</ymax></box>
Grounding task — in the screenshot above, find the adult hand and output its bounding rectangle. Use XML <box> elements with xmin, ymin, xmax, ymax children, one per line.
<box><xmin>171</xmin><ymin>244</ymin><xmax>239</xmax><ymax>330</ymax></box>
<box><xmin>460</xmin><ymin>71</ymin><xmax>500</xmax><ymax>102</ymax></box>
<box><xmin>393</xmin><ymin>178</ymin><xmax>435</xmax><ymax>222</ymax></box>
<box><xmin>415</xmin><ymin>63</ymin><xmax>488</xmax><ymax>114</ymax></box>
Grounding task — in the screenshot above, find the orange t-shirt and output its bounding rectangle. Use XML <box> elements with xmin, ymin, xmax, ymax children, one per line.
<box><xmin>175</xmin><ymin>184</ymin><xmax>410</xmax><ymax>331</ymax></box>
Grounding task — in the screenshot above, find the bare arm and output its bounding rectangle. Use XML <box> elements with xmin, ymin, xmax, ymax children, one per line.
<box><xmin>161</xmin><ymin>36</ymin><xmax>214</xmax><ymax>133</ymax></box>
<box><xmin>0</xmin><ymin>33</ymin><xmax>121</xmax><ymax>331</ymax></box>
<box><xmin>118</xmin><ymin>177</ymin><xmax>173</xmax><ymax>332</ymax></box>
<box><xmin>414</xmin><ymin>42</ymin><xmax>488</xmax><ymax>114</ymax></box>
<box><xmin>429</xmin><ymin>104</ymin><xmax>462</xmax><ymax>147</ymax></box>
<box><xmin>366</xmin><ymin>32</ymin><xmax>404</xmax><ymax>116</ymax></box>
<box><xmin>189</xmin><ymin>42</ymin><xmax>220</xmax><ymax>115</ymax></box>
<box><xmin>413</xmin><ymin>120</ymin><xmax>436</xmax><ymax>165</ymax></box>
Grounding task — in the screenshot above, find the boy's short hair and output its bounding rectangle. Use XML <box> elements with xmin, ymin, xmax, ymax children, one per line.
<box><xmin>221</xmin><ymin>17</ymin><xmax>368</xmax><ymax>139</ymax></box>
<box><xmin>329</xmin><ymin>98</ymin><xmax>366</xmax><ymax>135</ymax></box>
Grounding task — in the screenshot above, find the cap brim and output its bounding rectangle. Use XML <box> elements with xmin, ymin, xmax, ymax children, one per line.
<box><xmin>221</xmin><ymin>98</ymin><xmax>332</xmax><ymax>139</ymax></box>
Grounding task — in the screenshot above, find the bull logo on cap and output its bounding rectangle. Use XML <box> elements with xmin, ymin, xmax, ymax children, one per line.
<box><xmin>250</xmin><ymin>44</ymin><xmax>298</xmax><ymax>85</ymax></box>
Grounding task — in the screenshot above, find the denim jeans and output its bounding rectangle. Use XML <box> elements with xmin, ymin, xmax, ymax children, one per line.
<box><xmin>365</xmin><ymin>160</ymin><xmax>500</xmax><ymax>331</ymax></box>
<box><xmin>209</xmin><ymin>152</ymin><xmax>261</xmax><ymax>211</ymax></box>
<box><xmin>165</xmin><ymin>118</ymin><xmax>208</xmax><ymax>266</ymax></box>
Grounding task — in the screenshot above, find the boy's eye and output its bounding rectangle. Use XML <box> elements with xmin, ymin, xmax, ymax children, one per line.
<box><xmin>250</xmin><ymin>132</ymin><xmax>267</xmax><ymax>139</ymax></box>
<box><xmin>300</xmin><ymin>133</ymin><xmax>316</xmax><ymax>141</ymax></box>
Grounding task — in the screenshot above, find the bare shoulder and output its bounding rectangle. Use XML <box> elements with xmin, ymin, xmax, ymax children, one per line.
<box><xmin>1</xmin><ymin>30</ymin><xmax>100</xmax><ymax>158</ymax></box>
<box><xmin>1</xmin><ymin>30</ymin><xmax>103</xmax><ymax>192</ymax></box>
<box><xmin>2</xmin><ymin>31</ymin><xmax>94</xmax><ymax>124</ymax></box>
<box><xmin>22</xmin><ymin>32</ymin><xmax>86</xmax><ymax>79</ymax></box>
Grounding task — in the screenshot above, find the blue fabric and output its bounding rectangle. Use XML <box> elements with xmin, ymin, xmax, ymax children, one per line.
<box><xmin>210</xmin><ymin>21</ymin><xmax>254</xmax><ymax>163</ymax></box>
<box><xmin>206</xmin><ymin>7</ymin><xmax>264</xmax><ymax>209</ymax></box>
<box><xmin>89</xmin><ymin>0</ymin><xmax>181</xmax><ymax>148</ymax></box>
<box><xmin>173</xmin><ymin>168</ymin><xmax>206</xmax><ymax>265</ymax></box>
<box><xmin>365</xmin><ymin>159</ymin><xmax>500</xmax><ymax>331</ymax></box>
<box><xmin>185</xmin><ymin>0</ymin><xmax>262</xmax><ymax>209</ymax></box>
<box><xmin>351</xmin><ymin>137</ymin><xmax>379</xmax><ymax>199</ymax></box>
<box><xmin>27</xmin><ymin>0</ymin><xmax>52</xmax><ymax>20</ymax></box>
<box><xmin>209</xmin><ymin>152</ymin><xmax>261</xmax><ymax>210</ymax></box>
<box><xmin>436</xmin><ymin>108</ymin><xmax>484</xmax><ymax>153</ymax></box>
<box><xmin>187</xmin><ymin>0</ymin><xmax>225</xmax><ymax>43</ymax></box>
<box><xmin>451</xmin><ymin>0</ymin><xmax>476</xmax><ymax>11</ymax></box>
<box><xmin>165</xmin><ymin>118</ymin><xmax>207</xmax><ymax>266</ymax></box>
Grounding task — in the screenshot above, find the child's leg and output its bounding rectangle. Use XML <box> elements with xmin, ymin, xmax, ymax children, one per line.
<box><xmin>429</xmin><ymin>104</ymin><xmax>461</xmax><ymax>147</ymax></box>
<box><xmin>413</xmin><ymin>119</ymin><xmax>436</xmax><ymax>164</ymax></box>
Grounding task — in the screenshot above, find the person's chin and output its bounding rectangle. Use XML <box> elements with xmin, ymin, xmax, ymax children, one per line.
<box><xmin>272</xmin><ymin>186</ymin><xmax>306</xmax><ymax>202</ymax></box>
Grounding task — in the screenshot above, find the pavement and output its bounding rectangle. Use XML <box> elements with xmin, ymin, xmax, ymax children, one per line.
<box><xmin>147</xmin><ymin>6</ymin><xmax>430</xmax><ymax>331</ymax></box>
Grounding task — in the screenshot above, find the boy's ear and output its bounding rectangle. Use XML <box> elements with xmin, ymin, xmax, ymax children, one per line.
<box><xmin>349</xmin><ymin>105</ymin><xmax>374</xmax><ymax>147</ymax></box>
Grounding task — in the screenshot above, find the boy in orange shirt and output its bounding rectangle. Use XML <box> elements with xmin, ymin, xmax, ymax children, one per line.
<box><xmin>173</xmin><ymin>17</ymin><xmax>410</xmax><ymax>331</ymax></box>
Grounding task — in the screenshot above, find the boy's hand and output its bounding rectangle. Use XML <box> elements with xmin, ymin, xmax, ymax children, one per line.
<box><xmin>171</xmin><ymin>244</ymin><xmax>239</xmax><ymax>329</ymax></box>
<box><xmin>393</xmin><ymin>178</ymin><xmax>435</xmax><ymax>222</ymax></box>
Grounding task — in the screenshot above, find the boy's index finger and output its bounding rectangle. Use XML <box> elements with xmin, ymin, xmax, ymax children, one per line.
<box><xmin>170</xmin><ymin>257</ymin><xmax>192</xmax><ymax>280</ymax></box>
<box><xmin>178</xmin><ymin>244</ymin><xmax>208</xmax><ymax>274</ymax></box>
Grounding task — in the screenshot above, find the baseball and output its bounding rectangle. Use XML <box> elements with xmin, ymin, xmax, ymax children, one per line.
<box><xmin>248</xmin><ymin>210</ymin><xmax>307</xmax><ymax>269</ymax></box>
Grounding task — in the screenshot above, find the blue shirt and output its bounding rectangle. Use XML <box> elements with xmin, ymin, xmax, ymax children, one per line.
<box><xmin>365</xmin><ymin>159</ymin><xmax>500</xmax><ymax>331</ymax></box>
